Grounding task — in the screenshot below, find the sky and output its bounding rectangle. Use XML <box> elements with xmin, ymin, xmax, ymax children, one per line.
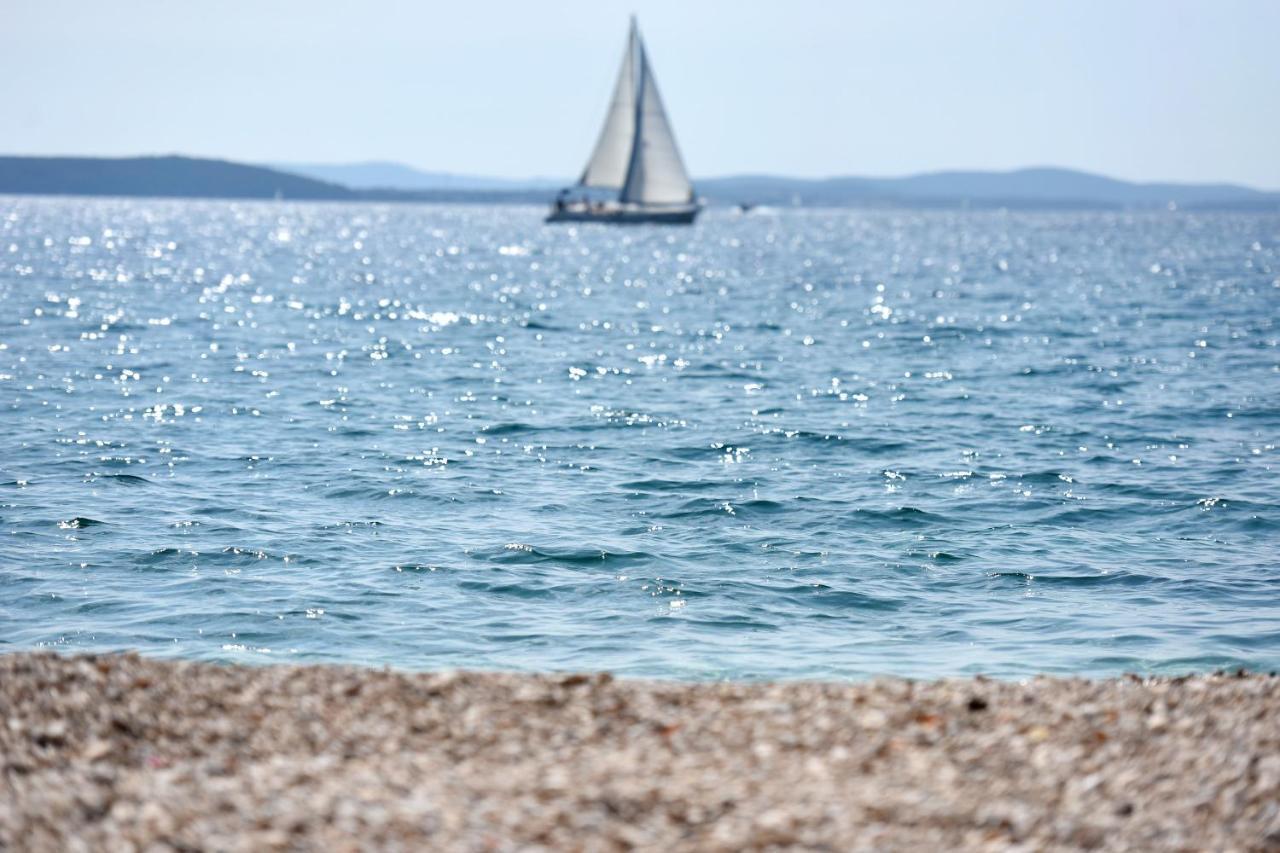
<box><xmin>3</xmin><ymin>0</ymin><xmax>1279</xmax><ymax>188</ymax></box>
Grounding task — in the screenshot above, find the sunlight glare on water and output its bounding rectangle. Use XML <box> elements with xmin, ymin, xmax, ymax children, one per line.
<box><xmin>0</xmin><ymin>197</ymin><xmax>1277</xmax><ymax>679</ymax></box>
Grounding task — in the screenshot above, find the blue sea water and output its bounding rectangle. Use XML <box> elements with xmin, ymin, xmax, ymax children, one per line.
<box><xmin>1</xmin><ymin>197</ymin><xmax>1277</xmax><ymax>679</ymax></box>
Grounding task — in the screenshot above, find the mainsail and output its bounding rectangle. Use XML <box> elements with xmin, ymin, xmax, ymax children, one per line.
<box><xmin>576</xmin><ymin>19</ymin><xmax>694</xmax><ymax>206</ymax></box>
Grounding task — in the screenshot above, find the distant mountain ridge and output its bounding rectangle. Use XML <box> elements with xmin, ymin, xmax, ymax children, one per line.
<box><xmin>274</xmin><ymin>160</ymin><xmax>1279</xmax><ymax>209</ymax></box>
<box><xmin>268</xmin><ymin>161</ymin><xmax>563</xmax><ymax>192</ymax></box>
<box><xmin>695</xmin><ymin>167</ymin><xmax>1278</xmax><ymax>208</ymax></box>
<box><xmin>1</xmin><ymin>155</ymin><xmax>1276</xmax><ymax>210</ymax></box>
<box><xmin>0</xmin><ymin>155</ymin><xmax>354</xmax><ymax>201</ymax></box>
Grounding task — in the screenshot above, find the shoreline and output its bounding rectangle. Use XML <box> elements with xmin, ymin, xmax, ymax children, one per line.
<box><xmin>2</xmin><ymin>653</ymin><xmax>1277</xmax><ymax>850</ymax></box>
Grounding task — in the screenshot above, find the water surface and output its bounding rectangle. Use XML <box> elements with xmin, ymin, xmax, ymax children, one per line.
<box><xmin>1</xmin><ymin>198</ymin><xmax>1277</xmax><ymax>678</ymax></box>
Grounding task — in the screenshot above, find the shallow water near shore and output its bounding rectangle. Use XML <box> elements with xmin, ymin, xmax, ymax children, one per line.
<box><xmin>1</xmin><ymin>198</ymin><xmax>1277</xmax><ymax>679</ymax></box>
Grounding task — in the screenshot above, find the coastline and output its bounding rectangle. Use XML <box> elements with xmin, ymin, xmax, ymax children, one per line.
<box><xmin>2</xmin><ymin>653</ymin><xmax>1277</xmax><ymax>851</ymax></box>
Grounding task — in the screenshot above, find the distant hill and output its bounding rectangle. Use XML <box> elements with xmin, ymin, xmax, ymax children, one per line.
<box><xmin>273</xmin><ymin>161</ymin><xmax>1280</xmax><ymax>210</ymax></box>
<box><xmin>269</xmin><ymin>161</ymin><xmax>562</xmax><ymax>192</ymax></box>
<box><xmin>1</xmin><ymin>156</ymin><xmax>1276</xmax><ymax>210</ymax></box>
<box><xmin>696</xmin><ymin>168</ymin><xmax>1280</xmax><ymax>209</ymax></box>
<box><xmin>0</xmin><ymin>155</ymin><xmax>354</xmax><ymax>200</ymax></box>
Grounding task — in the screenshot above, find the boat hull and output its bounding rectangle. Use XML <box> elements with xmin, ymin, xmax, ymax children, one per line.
<box><xmin>545</xmin><ymin>205</ymin><xmax>700</xmax><ymax>225</ymax></box>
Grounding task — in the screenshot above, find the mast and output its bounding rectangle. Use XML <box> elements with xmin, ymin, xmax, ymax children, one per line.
<box><xmin>622</xmin><ymin>24</ymin><xmax>646</xmax><ymax>202</ymax></box>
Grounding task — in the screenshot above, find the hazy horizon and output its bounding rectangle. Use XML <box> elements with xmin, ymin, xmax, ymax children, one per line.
<box><xmin>13</xmin><ymin>155</ymin><xmax>1280</xmax><ymax>192</ymax></box>
<box><xmin>4</xmin><ymin>0</ymin><xmax>1279</xmax><ymax>189</ymax></box>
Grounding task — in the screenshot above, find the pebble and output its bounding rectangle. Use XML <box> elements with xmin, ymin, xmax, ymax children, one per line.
<box><xmin>1</xmin><ymin>653</ymin><xmax>1277</xmax><ymax>851</ymax></box>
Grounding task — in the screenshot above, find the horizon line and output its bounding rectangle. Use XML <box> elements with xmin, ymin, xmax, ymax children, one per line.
<box><xmin>3</xmin><ymin>152</ymin><xmax>1277</xmax><ymax>194</ymax></box>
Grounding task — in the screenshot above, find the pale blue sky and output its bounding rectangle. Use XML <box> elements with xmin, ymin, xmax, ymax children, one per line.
<box><xmin>3</xmin><ymin>0</ymin><xmax>1278</xmax><ymax>187</ymax></box>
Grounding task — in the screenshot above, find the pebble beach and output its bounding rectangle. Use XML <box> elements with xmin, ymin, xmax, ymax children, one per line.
<box><xmin>2</xmin><ymin>653</ymin><xmax>1277</xmax><ymax>851</ymax></box>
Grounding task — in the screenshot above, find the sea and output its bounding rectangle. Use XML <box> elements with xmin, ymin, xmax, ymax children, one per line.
<box><xmin>1</xmin><ymin>197</ymin><xmax>1277</xmax><ymax>680</ymax></box>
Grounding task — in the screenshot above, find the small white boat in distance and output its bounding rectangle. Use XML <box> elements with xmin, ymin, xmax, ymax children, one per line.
<box><xmin>547</xmin><ymin>18</ymin><xmax>700</xmax><ymax>225</ymax></box>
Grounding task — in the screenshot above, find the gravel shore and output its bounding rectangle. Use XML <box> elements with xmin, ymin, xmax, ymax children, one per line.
<box><xmin>1</xmin><ymin>653</ymin><xmax>1277</xmax><ymax>851</ymax></box>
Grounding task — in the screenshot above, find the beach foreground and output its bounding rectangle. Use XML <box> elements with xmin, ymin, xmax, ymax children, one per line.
<box><xmin>1</xmin><ymin>654</ymin><xmax>1277</xmax><ymax>851</ymax></box>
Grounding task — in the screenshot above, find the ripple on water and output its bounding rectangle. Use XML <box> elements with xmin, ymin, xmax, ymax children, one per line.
<box><xmin>1</xmin><ymin>200</ymin><xmax>1277</xmax><ymax>678</ymax></box>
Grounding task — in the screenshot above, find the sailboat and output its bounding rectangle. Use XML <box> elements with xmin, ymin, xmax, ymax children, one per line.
<box><xmin>546</xmin><ymin>18</ymin><xmax>700</xmax><ymax>225</ymax></box>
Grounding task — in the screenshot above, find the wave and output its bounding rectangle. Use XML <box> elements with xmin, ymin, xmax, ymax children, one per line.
<box><xmin>987</xmin><ymin>570</ymin><xmax>1160</xmax><ymax>588</ymax></box>
<box><xmin>480</xmin><ymin>421</ymin><xmax>540</xmax><ymax>436</ymax></box>
<box><xmin>88</xmin><ymin>472</ymin><xmax>152</xmax><ymax>486</ymax></box>
<box><xmin>58</xmin><ymin>516</ymin><xmax>106</xmax><ymax>529</ymax></box>
<box><xmin>845</xmin><ymin>506</ymin><xmax>949</xmax><ymax>528</ymax></box>
<box><xmin>488</xmin><ymin>544</ymin><xmax>656</xmax><ymax>567</ymax></box>
<box><xmin>617</xmin><ymin>478</ymin><xmax>725</xmax><ymax>494</ymax></box>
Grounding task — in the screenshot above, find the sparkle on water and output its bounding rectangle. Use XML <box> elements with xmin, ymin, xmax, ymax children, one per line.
<box><xmin>1</xmin><ymin>197</ymin><xmax>1277</xmax><ymax>679</ymax></box>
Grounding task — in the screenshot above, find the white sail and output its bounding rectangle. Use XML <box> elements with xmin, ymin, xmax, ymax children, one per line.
<box><xmin>578</xmin><ymin>23</ymin><xmax>638</xmax><ymax>189</ymax></box>
<box><xmin>619</xmin><ymin>40</ymin><xmax>694</xmax><ymax>206</ymax></box>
